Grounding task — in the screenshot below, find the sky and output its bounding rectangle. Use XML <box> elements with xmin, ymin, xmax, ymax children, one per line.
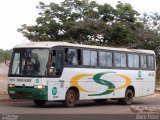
<box><xmin>0</xmin><ymin>0</ymin><xmax>160</xmax><ymax>50</ymax></box>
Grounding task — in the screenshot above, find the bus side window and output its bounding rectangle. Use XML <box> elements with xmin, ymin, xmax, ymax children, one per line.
<box><xmin>83</xmin><ymin>50</ymin><xmax>91</xmax><ymax>66</ymax></box>
<box><xmin>68</xmin><ymin>48</ymin><xmax>78</xmax><ymax>66</ymax></box>
<box><xmin>65</xmin><ymin>48</ymin><xmax>81</xmax><ymax>66</ymax></box>
<box><xmin>140</xmin><ymin>54</ymin><xmax>147</xmax><ymax>69</ymax></box>
<box><xmin>48</xmin><ymin>50</ymin><xmax>56</xmax><ymax>76</ymax></box>
<box><xmin>55</xmin><ymin>50</ymin><xmax>63</xmax><ymax>76</ymax></box>
<box><xmin>49</xmin><ymin>49</ymin><xmax>63</xmax><ymax>77</ymax></box>
<box><xmin>114</xmin><ymin>52</ymin><xmax>126</xmax><ymax>68</ymax></box>
<box><xmin>99</xmin><ymin>51</ymin><xmax>112</xmax><ymax>67</ymax></box>
<box><xmin>148</xmin><ymin>55</ymin><xmax>154</xmax><ymax>70</ymax></box>
<box><xmin>128</xmin><ymin>54</ymin><xmax>139</xmax><ymax>68</ymax></box>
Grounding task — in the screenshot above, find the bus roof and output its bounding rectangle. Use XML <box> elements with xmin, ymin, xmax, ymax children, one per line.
<box><xmin>14</xmin><ymin>41</ymin><xmax>155</xmax><ymax>54</ymax></box>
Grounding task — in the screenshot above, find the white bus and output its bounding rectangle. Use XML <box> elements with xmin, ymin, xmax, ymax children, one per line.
<box><xmin>8</xmin><ymin>42</ymin><xmax>156</xmax><ymax>107</ymax></box>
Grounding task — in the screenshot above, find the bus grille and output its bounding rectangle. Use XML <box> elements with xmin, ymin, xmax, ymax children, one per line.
<box><xmin>15</xmin><ymin>92</ymin><xmax>33</xmax><ymax>97</ymax></box>
<box><xmin>15</xmin><ymin>86</ymin><xmax>33</xmax><ymax>88</ymax></box>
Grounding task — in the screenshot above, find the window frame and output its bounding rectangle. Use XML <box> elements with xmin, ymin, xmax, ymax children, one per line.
<box><xmin>98</xmin><ymin>50</ymin><xmax>113</xmax><ymax>68</ymax></box>
<box><xmin>147</xmin><ymin>54</ymin><xmax>155</xmax><ymax>70</ymax></box>
<box><xmin>113</xmin><ymin>52</ymin><xmax>127</xmax><ymax>68</ymax></box>
<box><xmin>67</xmin><ymin>48</ymin><xmax>78</xmax><ymax>66</ymax></box>
<box><xmin>82</xmin><ymin>49</ymin><xmax>98</xmax><ymax>67</ymax></box>
<box><xmin>127</xmin><ymin>53</ymin><xmax>140</xmax><ymax>69</ymax></box>
<box><xmin>140</xmin><ymin>54</ymin><xmax>148</xmax><ymax>70</ymax></box>
<box><xmin>90</xmin><ymin>50</ymin><xmax>98</xmax><ymax>67</ymax></box>
<box><xmin>61</xmin><ymin>46</ymin><xmax>155</xmax><ymax>71</ymax></box>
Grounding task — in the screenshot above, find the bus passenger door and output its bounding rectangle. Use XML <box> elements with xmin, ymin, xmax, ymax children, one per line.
<box><xmin>48</xmin><ymin>49</ymin><xmax>64</xmax><ymax>100</ymax></box>
<box><xmin>48</xmin><ymin>81</ymin><xmax>60</xmax><ymax>100</ymax></box>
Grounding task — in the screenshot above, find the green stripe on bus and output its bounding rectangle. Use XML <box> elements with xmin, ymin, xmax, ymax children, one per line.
<box><xmin>88</xmin><ymin>72</ymin><xmax>115</xmax><ymax>96</ymax></box>
<box><xmin>8</xmin><ymin>87</ymin><xmax>48</xmax><ymax>100</ymax></box>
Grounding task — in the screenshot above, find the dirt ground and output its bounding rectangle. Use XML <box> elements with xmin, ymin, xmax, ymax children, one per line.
<box><xmin>0</xmin><ymin>75</ymin><xmax>7</xmax><ymax>80</ymax></box>
<box><xmin>0</xmin><ymin>78</ymin><xmax>7</xmax><ymax>95</ymax></box>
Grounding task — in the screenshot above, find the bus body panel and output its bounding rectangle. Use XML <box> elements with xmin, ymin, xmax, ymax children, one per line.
<box><xmin>8</xmin><ymin>68</ymin><xmax>155</xmax><ymax>100</ymax></box>
<box><xmin>59</xmin><ymin>68</ymin><xmax>155</xmax><ymax>100</ymax></box>
<box><xmin>7</xmin><ymin>42</ymin><xmax>156</xmax><ymax>104</ymax></box>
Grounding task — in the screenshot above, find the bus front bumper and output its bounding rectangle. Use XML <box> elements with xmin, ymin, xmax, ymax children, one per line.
<box><xmin>8</xmin><ymin>87</ymin><xmax>48</xmax><ymax>100</ymax></box>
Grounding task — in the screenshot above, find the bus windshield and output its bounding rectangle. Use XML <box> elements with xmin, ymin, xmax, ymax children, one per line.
<box><xmin>9</xmin><ymin>48</ymin><xmax>49</xmax><ymax>76</ymax></box>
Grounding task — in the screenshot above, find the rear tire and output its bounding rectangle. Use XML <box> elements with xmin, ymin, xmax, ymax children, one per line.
<box><xmin>118</xmin><ymin>89</ymin><xmax>133</xmax><ymax>105</ymax></box>
<box><xmin>33</xmin><ymin>100</ymin><xmax>46</xmax><ymax>106</ymax></box>
<box><xmin>64</xmin><ymin>89</ymin><xmax>77</xmax><ymax>107</ymax></box>
<box><xmin>94</xmin><ymin>99</ymin><xmax>107</xmax><ymax>104</ymax></box>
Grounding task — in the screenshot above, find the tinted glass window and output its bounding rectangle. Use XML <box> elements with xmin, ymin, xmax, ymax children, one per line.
<box><xmin>99</xmin><ymin>51</ymin><xmax>112</xmax><ymax>67</ymax></box>
<box><xmin>114</xmin><ymin>53</ymin><xmax>126</xmax><ymax>67</ymax></box>
<box><xmin>128</xmin><ymin>54</ymin><xmax>139</xmax><ymax>68</ymax></box>
<box><xmin>55</xmin><ymin>50</ymin><xmax>63</xmax><ymax>76</ymax></box>
<box><xmin>114</xmin><ymin>53</ymin><xmax>121</xmax><ymax>67</ymax></box>
<box><xmin>83</xmin><ymin>50</ymin><xmax>91</xmax><ymax>66</ymax></box>
<box><xmin>11</xmin><ymin>53</ymin><xmax>20</xmax><ymax>74</ymax></box>
<box><xmin>148</xmin><ymin>55</ymin><xmax>154</xmax><ymax>69</ymax></box>
<box><xmin>140</xmin><ymin>55</ymin><xmax>147</xmax><ymax>69</ymax></box>
<box><xmin>9</xmin><ymin>49</ymin><xmax>49</xmax><ymax>76</ymax></box>
<box><xmin>68</xmin><ymin>49</ymin><xmax>78</xmax><ymax>65</ymax></box>
<box><xmin>91</xmin><ymin>51</ymin><xmax>97</xmax><ymax>66</ymax></box>
<box><xmin>134</xmin><ymin>54</ymin><xmax>139</xmax><ymax>68</ymax></box>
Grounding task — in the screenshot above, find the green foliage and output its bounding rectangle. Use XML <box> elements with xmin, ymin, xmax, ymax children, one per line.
<box><xmin>0</xmin><ymin>49</ymin><xmax>12</xmax><ymax>63</ymax></box>
<box><xmin>18</xmin><ymin>0</ymin><xmax>140</xmax><ymax>46</ymax></box>
<box><xmin>133</xmin><ymin>12</ymin><xmax>160</xmax><ymax>68</ymax></box>
<box><xmin>17</xmin><ymin>0</ymin><xmax>160</xmax><ymax>67</ymax></box>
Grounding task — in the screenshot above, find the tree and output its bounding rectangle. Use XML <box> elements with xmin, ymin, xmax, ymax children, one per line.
<box><xmin>18</xmin><ymin>0</ymin><xmax>140</xmax><ymax>47</ymax></box>
<box><xmin>134</xmin><ymin>12</ymin><xmax>160</xmax><ymax>68</ymax></box>
<box><xmin>106</xmin><ymin>2</ymin><xmax>140</xmax><ymax>47</ymax></box>
<box><xmin>0</xmin><ymin>49</ymin><xmax>12</xmax><ymax>63</ymax></box>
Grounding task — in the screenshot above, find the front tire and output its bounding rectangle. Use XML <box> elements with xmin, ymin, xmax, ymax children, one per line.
<box><xmin>33</xmin><ymin>100</ymin><xmax>46</xmax><ymax>106</ymax></box>
<box><xmin>118</xmin><ymin>89</ymin><xmax>134</xmax><ymax>105</ymax></box>
<box><xmin>64</xmin><ymin>89</ymin><xmax>77</xmax><ymax>107</ymax></box>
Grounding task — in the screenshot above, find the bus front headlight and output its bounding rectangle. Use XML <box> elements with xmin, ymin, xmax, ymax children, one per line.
<box><xmin>8</xmin><ymin>84</ymin><xmax>15</xmax><ymax>87</ymax></box>
<box><xmin>34</xmin><ymin>85</ymin><xmax>45</xmax><ymax>89</ymax></box>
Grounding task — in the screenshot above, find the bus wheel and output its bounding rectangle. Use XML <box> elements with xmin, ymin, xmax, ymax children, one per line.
<box><xmin>33</xmin><ymin>100</ymin><xmax>46</xmax><ymax>106</ymax></box>
<box><xmin>118</xmin><ymin>89</ymin><xmax>133</xmax><ymax>105</ymax></box>
<box><xmin>64</xmin><ymin>89</ymin><xmax>76</xmax><ymax>107</ymax></box>
<box><xmin>94</xmin><ymin>99</ymin><xmax>107</xmax><ymax>104</ymax></box>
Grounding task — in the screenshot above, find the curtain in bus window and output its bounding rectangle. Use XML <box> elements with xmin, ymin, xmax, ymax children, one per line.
<box><xmin>83</xmin><ymin>50</ymin><xmax>90</xmax><ymax>66</ymax></box>
<box><xmin>140</xmin><ymin>55</ymin><xmax>147</xmax><ymax>69</ymax></box>
<box><xmin>99</xmin><ymin>51</ymin><xmax>112</xmax><ymax>67</ymax></box>
<box><xmin>55</xmin><ymin>50</ymin><xmax>63</xmax><ymax>76</ymax></box>
<box><xmin>68</xmin><ymin>49</ymin><xmax>78</xmax><ymax>65</ymax></box>
<box><xmin>55</xmin><ymin>50</ymin><xmax>63</xmax><ymax>69</ymax></box>
<box><xmin>148</xmin><ymin>55</ymin><xmax>154</xmax><ymax>69</ymax></box>
<box><xmin>114</xmin><ymin>53</ymin><xmax>121</xmax><ymax>67</ymax></box>
<box><xmin>128</xmin><ymin>54</ymin><xmax>139</xmax><ymax>68</ymax></box>
<box><xmin>114</xmin><ymin>53</ymin><xmax>126</xmax><ymax>67</ymax></box>
<box><xmin>120</xmin><ymin>53</ymin><xmax>126</xmax><ymax>67</ymax></box>
<box><xmin>128</xmin><ymin>54</ymin><xmax>134</xmax><ymax>68</ymax></box>
<box><xmin>106</xmin><ymin>52</ymin><xmax>112</xmax><ymax>67</ymax></box>
<box><xmin>134</xmin><ymin>54</ymin><xmax>139</xmax><ymax>68</ymax></box>
<box><xmin>91</xmin><ymin>51</ymin><xmax>97</xmax><ymax>66</ymax></box>
<box><xmin>99</xmin><ymin>51</ymin><xmax>106</xmax><ymax>66</ymax></box>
